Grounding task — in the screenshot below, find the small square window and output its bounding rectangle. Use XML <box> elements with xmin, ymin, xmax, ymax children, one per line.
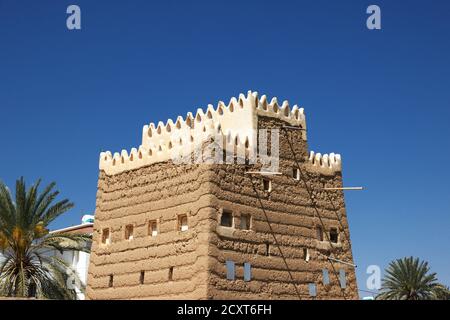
<box><xmin>322</xmin><ymin>269</ymin><xmax>330</xmax><ymax>285</ymax></box>
<box><xmin>226</xmin><ymin>260</ymin><xmax>235</xmax><ymax>280</ymax></box>
<box><xmin>293</xmin><ymin>167</ymin><xmax>300</xmax><ymax>180</ymax></box>
<box><xmin>244</xmin><ymin>262</ymin><xmax>251</xmax><ymax>282</ymax></box>
<box><xmin>178</xmin><ymin>215</ymin><xmax>188</xmax><ymax>232</ymax></box>
<box><xmin>125</xmin><ymin>224</ymin><xmax>134</xmax><ymax>240</ymax></box>
<box><xmin>262</xmin><ymin>178</ymin><xmax>272</xmax><ymax>192</ymax></box>
<box><xmin>149</xmin><ymin>220</ymin><xmax>158</xmax><ymax>237</ymax></box>
<box><xmin>308</xmin><ymin>283</ymin><xmax>317</xmax><ymax>297</ymax></box>
<box><xmin>220</xmin><ymin>210</ymin><xmax>233</xmax><ymax>227</ymax></box>
<box><xmin>240</xmin><ymin>214</ymin><xmax>251</xmax><ymax>230</ymax></box>
<box><xmin>303</xmin><ymin>248</ymin><xmax>310</xmax><ymax>262</ymax></box>
<box><xmin>339</xmin><ymin>269</ymin><xmax>347</xmax><ymax>289</ymax></box>
<box><xmin>101</xmin><ymin>228</ymin><xmax>110</xmax><ymax>245</ymax></box>
<box><xmin>330</xmin><ymin>228</ymin><xmax>339</xmax><ymax>243</ymax></box>
<box><xmin>316</xmin><ymin>225</ymin><xmax>323</xmax><ymax>241</ymax></box>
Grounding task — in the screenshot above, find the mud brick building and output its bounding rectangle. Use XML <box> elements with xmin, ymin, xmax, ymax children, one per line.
<box><xmin>86</xmin><ymin>91</ymin><xmax>358</xmax><ymax>299</ymax></box>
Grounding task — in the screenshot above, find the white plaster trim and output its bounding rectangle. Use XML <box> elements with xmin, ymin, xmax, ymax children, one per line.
<box><xmin>306</xmin><ymin>151</ymin><xmax>342</xmax><ymax>174</ymax></box>
<box><xmin>100</xmin><ymin>91</ymin><xmax>307</xmax><ymax>175</ymax></box>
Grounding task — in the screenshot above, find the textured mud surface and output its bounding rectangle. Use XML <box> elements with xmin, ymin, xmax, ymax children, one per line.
<box><xmin>87</xmin><ymin>117</ymin><xmax>358</xmax><ymax>300</ymax></box>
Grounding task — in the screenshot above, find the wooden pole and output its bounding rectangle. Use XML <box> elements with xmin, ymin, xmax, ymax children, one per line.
<box><xmin>245</xmin><ymin>171</ymin><xmax>283</xmax><ymax>175</ymax></box>
<box><xmin>282</xmin><ymin>125</ymin><xmax>306</xmax><ymax>131</ymax></box>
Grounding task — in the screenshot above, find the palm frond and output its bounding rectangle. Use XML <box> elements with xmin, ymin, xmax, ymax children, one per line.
<box><xmin>376</xmin><ymin>256</ymin><xmax>441</xmax><ymax>300</ymax></box>
<box><xmin>34</xmin><ymin>232</ymin><xmax>92</xmax><ymax>253</ymax></box>
<box><xmin>0</xmin><ymin>178</ymin><xmax>91</xmax><ymax>300</ymax></box>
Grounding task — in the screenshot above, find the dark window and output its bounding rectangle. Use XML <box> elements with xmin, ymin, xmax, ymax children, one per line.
<box><xmin>102</xmin><ymin>229</ymin><xmax>110</xmax><ymax>244</ymax></box>
<box><xmin>149</xmin><ymin>220</ymin><xmax>158</xmax><ymax>237</ymax></box>
<box><xmin>265</xmin><ymin>242</ymin><xmax>270</xmax><ymax>256</ymax></box>
<box><xmin>169</xmin><ymin>267</ymin><xmax>174</xmax><ymax>281</ymax></box>
<box><xmin>125</xmin><ymin>225</ymin><xmax>134</xmax><ymax>240</ymax></box>
<box><xmin>263</xmin><ymin>179</ymin><xmax>272</xmax><ymax>192</ymax></box>
<box><xmin>330</xmin><ymin>228</ymin><xmax>339</xmax><ymax>243</ymax></box>
<box><xmin>293</xmin><ymin>167</ymin><xmax>300</xmax><ymax>180</ymax></box>
<box><xmin>140</xmin><ymin>271</ymin><xmax>145</xmax><ymax>284</ymax></box>
<box><xmin>220</xmin><ymin>210</ymin><xmax>233</xmax><ymax>227</ymax></box>
<box><xmin>240</xmin><ymin>214</ymin><xmax>251</xmax><ymax>230</ymax></box>
<box><xmin>109</xmin><ymin>275</ymin><xmax>114</xmax><ymax>287</ymax></box>
<box><xmin>303</xmin><ymin>248</ymin><xmax>310</xmax><ymax>262</ymax></box>
<box><xmin>101</xmin><ymin>228</ymin><xmax>110</xmax><ymax>244</ymax></box>
<box><xmin>178</xmin><ymin>215</ymin><xmax>188</xmax><ymax>231</ymax></box>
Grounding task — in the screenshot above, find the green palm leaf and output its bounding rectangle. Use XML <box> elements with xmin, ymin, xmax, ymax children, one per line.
<box><xmin>0</xmin><ymin>177</ymin><xmax>91</xmax><ymax>299</ymax></box>
<box><xmin>376</xmin><ymin>256</ymin><xmax>443</xmax><ymax>300</ymax></box>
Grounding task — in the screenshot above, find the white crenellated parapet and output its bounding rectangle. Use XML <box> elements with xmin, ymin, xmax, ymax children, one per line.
<box><xmin>141</xmin><ymin>91</ymin><xmax>306</xmax><ymax>152</ymax></box>
<box><xmin>307</xmin><ymin>151</ymin><xmax>342</xmax><ymax>175</ymax></box>
<box><xmin>100</xmin><ymin>91</ymin><xmax>307</xmax><ymax>175</ymax></box>
<box><xmin>255</xmin><ymin>93</ymin><xmax>306</xmax><ymax>140</ymax></box>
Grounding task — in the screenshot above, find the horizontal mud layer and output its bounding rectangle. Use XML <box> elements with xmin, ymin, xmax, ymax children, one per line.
<box><xmin>206</xmin><ymin>116</ymin><xmax>358</xmax><ymax>300</ymax></box>
<box><xmin>87</xmin><ymin>163</ymin><xmax>212</xmax><ymax>299</ymax></box>
<box><xmin>88</xmin><ymin>116</ymin><xmax>358</xmax><ymax>300</ymax></box>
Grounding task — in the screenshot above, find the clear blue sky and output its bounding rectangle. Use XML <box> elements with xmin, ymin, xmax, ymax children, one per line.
<box><xmin>1</xmin><ymin>0</ymin><xmax>449</xmax><ymax>296</ymax></box>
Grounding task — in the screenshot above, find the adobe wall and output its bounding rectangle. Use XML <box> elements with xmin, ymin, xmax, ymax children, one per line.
<box><xmin>206</xmin><ymin>116</ymin><xmax>358</xmax><ymax>299</ymax></box>
<box><xmin>86</xmin><ymin>163</ymin><xmax>214</xmax><ymax>299</ymax></box>
<box><xmin>87</xmin><ymin>91</ymin><xmax>358</xmax><ymax>300</ymax></box>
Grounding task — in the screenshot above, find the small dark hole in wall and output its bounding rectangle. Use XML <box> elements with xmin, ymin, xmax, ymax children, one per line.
<box><xmin>220</xmin><ymin>210</ymin><xmax>233</xmax><ymax>227</ymax></box>
<box><xmin>125</xmin><ymin>224</ymin><xmax>134</xmax><ymax>240</ymax></box>
<box><xmin>330</xmin><ymin>228</ymin><xmax>338</xmax><ymax>243</ymax></box>
<box><xmin>140</xmin><ymin>271</ymin><xmax>145</xmax><ymax>284</ymax></box>
<box><xmin>303</xmin><ymin>248</ymin><xmax>310</xmax><ymax>262</ymax></box>
<box><xmin>178</xmin><ymin>215</ymin><xmax>188</xmax><ymax>232</ymax></box>
<box><xmin>293</xmin><ymin>167</ymin><xmax>300</xmax><ymax>180</ymax></box>
<box><xmin>149</xmin><ymin>220</ymin><xmax>158</xmax><ymax>237</ymax></box>
<box><xmin>265</xmin><ymin>242</ymin><xmax>270</xmax><ymax>256</ymax></box>
<box><xmin>101</xmin><ymin>228</ymin><xmax>110</xmax><ymax>244</ymax></box>
<box><xmin>109</xmin><ymin>275</ymin><xmax>113</xmax><ymax>287</ymax></box>
<box><xmin>263</xmin><ymin>179</ymin><xmax>271</xmax><ymax>192</ymax></box>
<box><xmin>169</xmin><ymin>267</ymin><xmax>174</xmax><ymax>281</ymax></box>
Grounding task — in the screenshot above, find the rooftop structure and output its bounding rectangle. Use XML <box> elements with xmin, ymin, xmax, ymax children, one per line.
<box><xmin>87</xmin><ymin>91</ymin><xmax>358</xmax><ymax>300</ymax></box>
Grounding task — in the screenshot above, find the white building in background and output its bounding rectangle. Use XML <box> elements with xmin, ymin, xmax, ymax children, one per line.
<box><xmin>49</xmin><ymin>216</ymin><xmax>94</xmax><ymax>300</ymax></box>
<box><xmin>0</xmin><ymin>215</ymin><xmax>93</xmax><ymax>300</ymax></box>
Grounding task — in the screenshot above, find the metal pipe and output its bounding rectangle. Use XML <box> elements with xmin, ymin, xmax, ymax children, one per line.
<box><xmin>326</xmin><ymin>255</ymin><xmax>357</xmax><ymax>267</ymax></box>
<box><xmin>323</xmin><ymin>187</ymin><xmax>364</xmax><ymax>191</ymax></box>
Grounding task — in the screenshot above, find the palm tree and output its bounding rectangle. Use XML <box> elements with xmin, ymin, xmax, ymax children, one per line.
<box><xmin>377</xmin><ymin>256</ymin><xmax>442</xmax><ymax>300</ymax></box>
<box><xmin>433</xmin><ymin>284</ymin><xmax>450</xmax><ymax>300</ymax></box>
<box><xmin>0</xmin><ymin>177</ymin><xmax>91</xmax><ymax>299</ymax></box>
